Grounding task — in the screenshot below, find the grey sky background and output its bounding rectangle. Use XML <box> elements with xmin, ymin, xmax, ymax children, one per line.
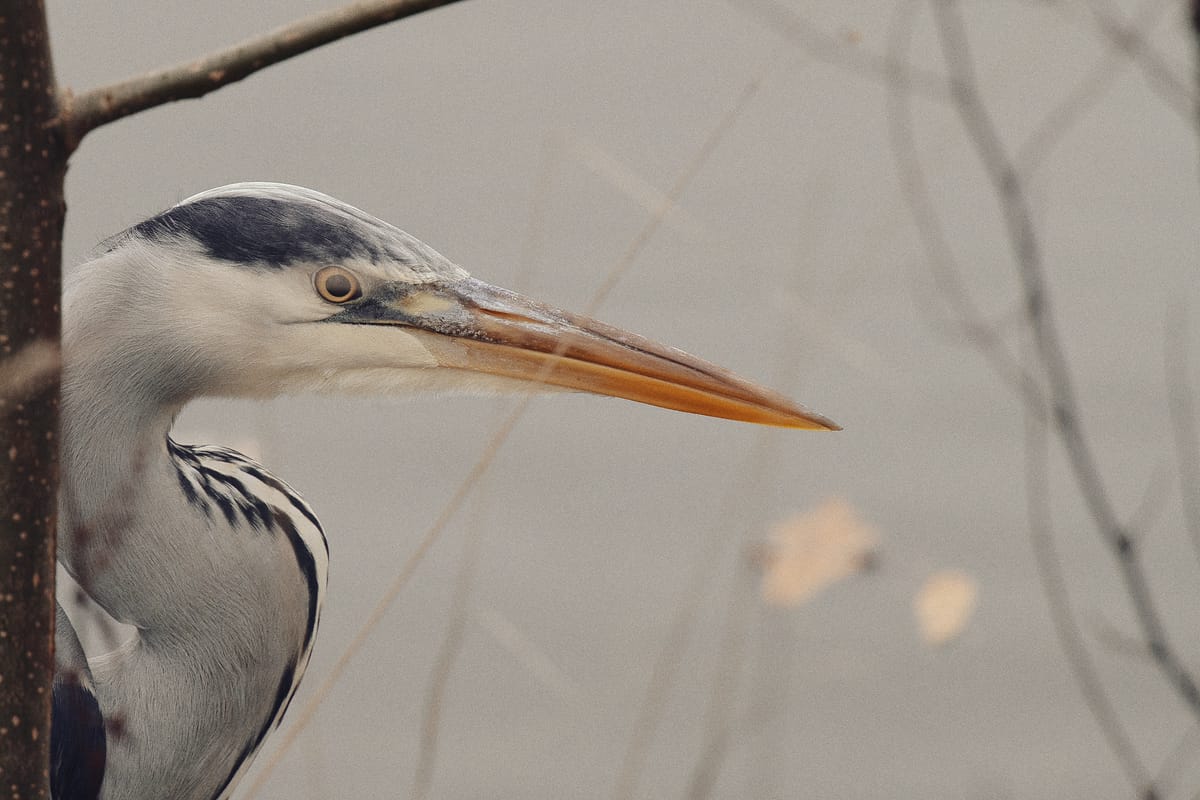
<box><xmin>46</xmin><ymin>1</ymin><xmax>1200</xmax><ymax>797</ymax></box>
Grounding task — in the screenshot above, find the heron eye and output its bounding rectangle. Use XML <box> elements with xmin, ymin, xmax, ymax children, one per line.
<box><xmin>314</xmin><ymin>267</ymin><xmax>361</xmax><ymax>303</ymax></box>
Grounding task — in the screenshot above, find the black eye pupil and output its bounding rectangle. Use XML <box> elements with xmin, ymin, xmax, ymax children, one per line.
<box><xmin>325</xmin><ymin>273</ymin><xmax>352</xmax><ymax>299</ymax></box>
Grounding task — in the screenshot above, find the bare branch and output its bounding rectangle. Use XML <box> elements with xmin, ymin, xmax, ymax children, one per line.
<box><xmin>1023</xmin><ymin>401</ymin><xmax>1156</xmax><ymax>796</ymax></box>
<box><xmin>1122</xmin><ymin>457</ymin><xmax>1172</xmax><ymax>547</ymax></box>
<box><xmin>884</xmin><ymin>0</ymin><xmax>1045</xmax><ymax>411</ymax></box>
<box><xmin>932</xmin><ymin>0</ymin><xmax>1200</xmax><ymax>726</ymax></box>
<box><xmin>726</xmin><ymin>0</ymin><xmax>952</xmax><ymax>104</ymax></box>
<box><xmin>612</xmin><ymin>427</ymin><xmax>777</xmax><ymax>800</ymax></box>
<box><xmin>411</xmin><ymin>485</ymin><xmax>488</xmax><ymax>800</ymax></box>
<box><xmin>1165</xmin><ymin>304</ymin><xmax>1200</xmax><ymax>568</ymax></box>
<box><xmin>1191</xmin><ymin>0</ymin><xmax>1200</xmax><ymax>130</ymax></box>
<box><xmin>1017</xmin><ymin>0</ymin><xmax>1178</xmax><ymax>176</ymax></box>
<box><xmin>890</xmin><ymin>2</ymin><xmax>1153</xmax><ymax>789</ymax></box>
<box><xmin>683</xmin><ymin>564</ymin><xmax>758</xmax><ymax>800</ymax></box>
<box><xmin>60</xmin><ymin>0</ymin><xmax>471</xmax><ymax>150</ymax></box>
<box><xmin>1081</xmin><ymin>0</ymin><xmax>1195</xmax><ymax>120</ymax></box>
<box><xmin>1154</xmin><ymin>721</ymin><xmax>1200</xmax><ymax>799</ymax></box>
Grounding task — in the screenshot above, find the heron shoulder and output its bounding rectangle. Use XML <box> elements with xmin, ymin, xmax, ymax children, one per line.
<box><xmin>167</xmin><ymin>439</ymin><xmax>328</xmax><ymax>648</ymax></box>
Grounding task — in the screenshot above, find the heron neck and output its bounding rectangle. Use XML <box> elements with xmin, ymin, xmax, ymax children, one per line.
<box><xmin>59</xmin><ymin>355</ymin><xmax>180</xmax><ymax>534</ymax></box>
<box><xmin>59</xmin><ymin>360</ymin><xmax>320</xmax><ymax>800</ymax></box>
<box><xmin>57</xmin><ymin>346</ymin><xmax>196</xmax><ymax>629</ymax></box>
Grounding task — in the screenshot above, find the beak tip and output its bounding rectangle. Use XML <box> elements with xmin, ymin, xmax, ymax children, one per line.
<box><xmin>767</xmin><ymin>400</ymin><xmax>839</xmax><ymax>431</ymax></box>
<box><xmin>795</xmin><ymin>413</ymin><xmax>842</xmax><ymax>431</ymax></box>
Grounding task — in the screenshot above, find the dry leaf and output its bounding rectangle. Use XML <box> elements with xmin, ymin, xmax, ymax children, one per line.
<box><xmin>758</xmin><ymin>498</ymin><xmax>878</xmax><ymax>607</ymax></box>
<box><xmin>914</xmin><ymin>570</ymin><xmax>978</xmax><ymax>646</ymax></box>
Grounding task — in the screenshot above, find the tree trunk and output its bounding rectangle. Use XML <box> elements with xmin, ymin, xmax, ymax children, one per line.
<box><xmin>0</xmin><ymin>1</ymin><xmax>65</xmax><ymax>796</ymax></box>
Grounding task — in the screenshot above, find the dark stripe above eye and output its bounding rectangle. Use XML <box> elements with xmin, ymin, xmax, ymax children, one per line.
<box><xmin>131</xmin><ymin>196</ymin><xmax>384</xmax><ymax>268</ymax></box>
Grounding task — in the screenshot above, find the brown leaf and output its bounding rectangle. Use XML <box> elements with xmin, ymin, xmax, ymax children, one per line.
<box><xmin>758</xmin><ymin>498</ymin><xmax>878</xmax><ymax>607</ymax></box>
<box><xmin>914</xmin><ymin>570</ymin><xmax>978</xmax><ymax>646</ymax></box>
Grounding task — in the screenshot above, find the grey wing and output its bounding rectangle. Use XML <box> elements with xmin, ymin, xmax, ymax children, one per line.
<box><xmin>52</xmin><ymin>603</ymin><xmax>106</xmax><ymax>800</ymax></box>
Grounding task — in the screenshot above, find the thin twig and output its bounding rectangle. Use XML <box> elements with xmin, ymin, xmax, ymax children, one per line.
<box><xmin>1022</xmin><ymin>381</ymin><xmax>1155</xmax><ymax>796</ymax></box>
<box><xmin>242</xmin><ymin>394</ymin><xmax>530</xmax><ymax>799</ymax></box>
<box><xmin>891</xmin><ymin>0</ymin><xmax>1157</xmax><ymax>790</ymax></box>
<box><xmin>608</xmin><ymin>53</ymin><xmax>788</xmax><ymax>800</ymax></box>
<box><xmin>1191</xmin><ymin>0</ymin><xmax>1200</xmax><ymax>137</ymax></box>
<box><xmin>1154</xmin><ymin>721</ymin><xmax>1200</xmax><ymax>799</ymax></box>
<box><xmin>1081</xmin><ymin>0</ymin><xmax>1195</xmax><ymax>120</ymax></box>
<box><xmin>933</xmin><ymin>0</ymin><xmax>1200</xmax><ymax>727</ymax></box>
<box><xmin>683</xmin><ymin>563</ymin><xmax>759</xmax><ymax>800</ymax></box>
<box><xmin>60</xmin><ymin>0</ymin><xmax>470</xmax><ymax>150</ymax></box>
<box><xmin>726</xmin><ymin>0</ymin><xmax>952</xmax><ymax>104</ymax></box>
<box><xmin>677</xmin><ymin>333</ymin><xmax>813</xmax><ymax>800</ymax></box>
<box><xmin>1122</xmin><ymin>458</ymin><xmax>1172</xmax><ymax>549</ymax></box>
<box><xmin>411</xmin><ymin>174</ymin><xmax>558</xmax><ymax>796</ymax></box>
<box><xmin>411</xmin><ymin>481</ymin><xmax>489</xmax><ymax>800</ymax></box>
<box><xmin>510</xmin><ymin>133</ymin><xmax>561</xmax><ymax>292</ymax></box>
<box><xmin>1016</xmin><ymin>0</ymin><xmax>1178</xmax><ymax>176</ymax></box>
<box><xmin>1089</xmin><ymin>610</ymin><xmax>1159</xmax><ymax>664</ymax></box>
<box><xmin>884</xmin><ymin>0</ymin><xmax>1045</xmax><ymax>412</ymax></box>
<box><xmin>742</xmin><ymin>602</ymin><xmax>789</xmax><ymax>798</ymax></box>
<box><xmin>611</xmin><ymin>426</ymin><xmax>777</xmax><ymax>800</ymax></box>
<box><xmin>471</xmin><ymin>606</ymin><xmax>584</xmax><ymax>703</ymax></box>
<box><xmin>1165</xmin><ymin>303</ymin><xmax>1200</xmax><ymax>569</ymax></box>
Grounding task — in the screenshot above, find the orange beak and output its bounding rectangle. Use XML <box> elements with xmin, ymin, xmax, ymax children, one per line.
<box><xmin>334</xmin><ymin>277</ymin><xmax>839</xmax><ymax>431</ymax></box>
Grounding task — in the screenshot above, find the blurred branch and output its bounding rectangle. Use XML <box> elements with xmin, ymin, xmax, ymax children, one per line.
<box><xmin>683</xmin><ymin>563</ymin><xmax>759</xmax><ymax>800</ymax></box>
<box><xmin>890</xmin><ymin>0</ymin><xmax>1166</xmax><ymax>792</ymax></box>
<box><xmin>60</xmin><ymin>0</ymin><xmax>470</xmax><ymax>150</ymax></box>
<box><xmin>1166</xmin><ymin>300</ymin><xmax>1200</xmax><ymax>570</ymax></box>
<box><xmin>1090</xmin><ymin>611</ymin><xmax>1159</xmax><ymax>663</ymax></box>
<box><xmin>0</xmin><ymin>339</ymin><xmax>61</xmax><ymax>415</ymax></box>
<box><xmin>1017</xmin><ymin>0</ymin><xmax>1178</xmax><ymax>175</ymax></box>
<box><xmin>244</xmin><ymin>391</ymin><xmax>530</xmax><ymax>799</ymax></box>
<box><xmin>933</xmin><ymin>0</ymin><xmax>1200</xmax><ymax>733</ymax></box>
<box><xmin>1081</xmin><ymin>0</ymin><xmax>1195</xmax><ymax>120</ymax></box>
<box><xmin>511</xmin><ymin>134</ymin><xmax>560</xmax><ymax>291</ymax></box>
<box><xmin>611</xmin><ymin>492</ymin><xmax>729</xmax><ymax>799</ymax></box>
<box><xmin>726</xmin><ymin>0</ymin><xmax>952</xmax><ymax>103</ymax></box>
<box><xmin>1154</xmin><ymin>721</ymin><xmax>1200</xmax><ymax>798</ymax></box>
<box><xmin>411</xmin><ymin>482</ymin><xmax>488</xmax><ymax>800</ymax></box>
<box><xmin>472</xmin><ymin>606</ymin><xmax>584</xmax><ymax>702</ymax></box>
<box><xmin>607</xmin><ymin>55</ymin><xmax>782</xmax><ymax>800</ymax></box>
<box><xmin>884</xmin><ymin>0</ymin><xmax>1045</xmax><ymax>411</ymax></box>
<box><xmin>1192</xmin><ymin>0</ymin><xmax>1200</xmax><ymax>135</ymax></box>
<box><xmin>679</xmin><ymin>185</ymin><xmax>847</xmax><ymax>799</ymax></box>
<box><xmin>1123</xmin><ymin>458</ymin><xmax>1172</xmax><ymax>548</ymax></box>
<box><xmin>1022</xmin><ymin>394</ymin><xmax>1156</xmax><ymax>797</ymax></box>
<box><xmin>612</xmin><ymin>424</ymin><xmax>782</xmax><ymax>800</ymax></box>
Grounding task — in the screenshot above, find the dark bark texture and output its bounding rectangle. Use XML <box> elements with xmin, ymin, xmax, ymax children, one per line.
<box><xmin>0</xmin><ymin>1</ymin><xmax>65</xmax><ymax>796</ymax></box>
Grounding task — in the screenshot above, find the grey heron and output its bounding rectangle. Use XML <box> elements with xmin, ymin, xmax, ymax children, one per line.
<box><xmin>52</xmin><ymin>182</ymin><xmax>837</xmax><ymax>799</ymax></box>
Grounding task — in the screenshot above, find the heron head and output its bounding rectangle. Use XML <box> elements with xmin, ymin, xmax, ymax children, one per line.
<box><xmin>66</xmin><ymin>183</ymin><xmax>836</xmax><ymax>430</ymax></box>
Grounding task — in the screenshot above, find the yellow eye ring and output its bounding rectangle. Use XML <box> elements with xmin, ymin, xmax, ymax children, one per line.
<box><xmin>314</xmin><ymin>266</ymin><xmax>361</xmax><ymax>303</ymax></box>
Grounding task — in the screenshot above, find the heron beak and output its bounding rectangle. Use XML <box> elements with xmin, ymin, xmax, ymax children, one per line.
<box><xmin>337</xmin><ymin>277</ymin><xmax>839</xmax><ymax>430</ymax></box>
